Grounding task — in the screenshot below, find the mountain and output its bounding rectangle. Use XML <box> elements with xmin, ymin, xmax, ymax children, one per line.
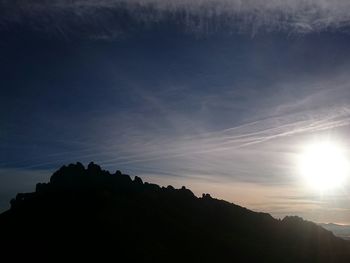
<box><xmin>1</xmin><ymin>162</ymin><xmax>349</xmax><ymax>262</ymax></box>
<box><xmin>320</xmin><ymin>223</ymin><xmax>350</xmax><ymax>241</ymax></box>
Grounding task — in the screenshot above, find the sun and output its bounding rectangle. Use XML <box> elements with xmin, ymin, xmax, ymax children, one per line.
<box><xmin>298</xmin><ymin>140</ymin><xmax>349</xmax><ymax>191</ymax></box>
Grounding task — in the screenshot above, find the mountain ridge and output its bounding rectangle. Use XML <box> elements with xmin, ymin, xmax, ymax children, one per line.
<box><xmin>1</xmin><ymin>162</ymin><xmax>349</xmax><ymax>262</ymax></box>
<box><xmin>319</xmin><ymin>223</ymin><xmax>350</xmax><ymax>240</ymax></box>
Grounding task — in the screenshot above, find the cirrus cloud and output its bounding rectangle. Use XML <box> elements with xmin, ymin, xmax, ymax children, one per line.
<box><xmin>1</xmin><ymin>0</ymin><xmax>350</xmax><ymax>38</ymax></box>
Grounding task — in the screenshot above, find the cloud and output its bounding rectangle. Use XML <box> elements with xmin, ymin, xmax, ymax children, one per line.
<box><xmin>4</xmin><ymin>69</ymin><xmax>350</xmax><ymax>187</ymax></box>
<box><xmin>2</xmin><ymin>0</ymin><xmax>350</xmax><ymax>37</ymax></box>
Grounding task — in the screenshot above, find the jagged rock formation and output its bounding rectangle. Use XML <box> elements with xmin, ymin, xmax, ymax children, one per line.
<box><xmin>0</xmin><ymin>162</ymin><xmax>349</xmax><ymax>262</ymax></box>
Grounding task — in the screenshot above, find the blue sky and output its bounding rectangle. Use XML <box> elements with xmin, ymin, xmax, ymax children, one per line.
<box><xmin>2</xmin><ymin>0</ymin><xmax>350</xmax><ymax>223</ymax></box>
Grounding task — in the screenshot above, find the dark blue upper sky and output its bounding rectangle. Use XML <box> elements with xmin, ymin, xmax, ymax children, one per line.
<box><xmin>2</xmin><ymin>0</ymin><xmax>350</xmax><ymax>223</ymax></box>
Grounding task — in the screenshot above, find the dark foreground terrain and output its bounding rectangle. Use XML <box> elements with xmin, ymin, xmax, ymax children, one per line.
<box><xmin>1</xmin><ymin>162</ymin><xmax>349</xmax><ymax>262</ymax></box>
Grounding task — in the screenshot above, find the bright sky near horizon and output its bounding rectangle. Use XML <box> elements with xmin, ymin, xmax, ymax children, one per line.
<box><xmin>2</xmin><ymin>0</ymin><xmax>350</xmax><ymax>224</ymax></box>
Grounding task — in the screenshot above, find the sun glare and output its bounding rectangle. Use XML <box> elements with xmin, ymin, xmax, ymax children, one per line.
<box><xmin>298</xmin><ymin>141</ymin><xmax>349</xmax><ymax>192</ymax></box>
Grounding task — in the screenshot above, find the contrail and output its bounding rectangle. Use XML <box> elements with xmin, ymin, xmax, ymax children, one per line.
<box><xmin>96</xmin><ymin>106</ymin><xmax>350</xmax><ymax>166</ymax></box>
<box><xmin>5</xmin><ymin>104</ymin><xmax>350</xmax><ymax>169</ymax></box>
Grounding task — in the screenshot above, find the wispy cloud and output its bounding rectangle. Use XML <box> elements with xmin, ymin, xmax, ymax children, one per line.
<box><xmin>2</xmin><ymin>0</ymin><xmax>350</xmax><ymax>37</ymax></box>
<box><xmin>4</xmin><ymin>70</ymin><xmax>350</xmax><ymax>187</ymax></box>
<box><xmin>10</xmin><ymin>103</ymin><xmax>350</xmax><ymax>186</ymax></box>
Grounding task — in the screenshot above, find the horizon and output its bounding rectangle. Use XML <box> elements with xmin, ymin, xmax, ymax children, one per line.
<box><xmin>2</xmin><ymin>0</ymin><xmax>350</xmax><ymax>225</ymax></box>
<box><xmin>2</xmin><ymin>162</ymin><xmax>350</xmax><ymax>226</ymax></box>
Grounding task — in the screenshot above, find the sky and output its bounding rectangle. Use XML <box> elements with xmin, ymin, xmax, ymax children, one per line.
<box><xmin>2</xmin><ymin>0</ymin><xmax>350</xmax><ymax>224</ymax></box>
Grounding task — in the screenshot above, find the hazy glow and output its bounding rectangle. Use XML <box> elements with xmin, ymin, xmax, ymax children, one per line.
<box><xmin>298</xmin><ymin>141</ymin><xmax>349</xmax><ymax>191</ymax></box>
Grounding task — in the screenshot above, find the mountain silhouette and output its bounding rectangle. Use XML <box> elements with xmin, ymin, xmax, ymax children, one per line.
<box><xmin>1</xmin><ymin>162</ymin><xmax>349</xmax><ymax>262</ymax></box>
<box><xmin>319</xmin><ymin>223</ymin><xmax>350</xmax><ymax>241</ymax></box>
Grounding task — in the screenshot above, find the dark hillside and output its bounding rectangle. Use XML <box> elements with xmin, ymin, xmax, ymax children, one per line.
<box><xmin>1</xmin><ymin>162</ymin><xmax>349</xmax><ymax>262</ymax></box>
